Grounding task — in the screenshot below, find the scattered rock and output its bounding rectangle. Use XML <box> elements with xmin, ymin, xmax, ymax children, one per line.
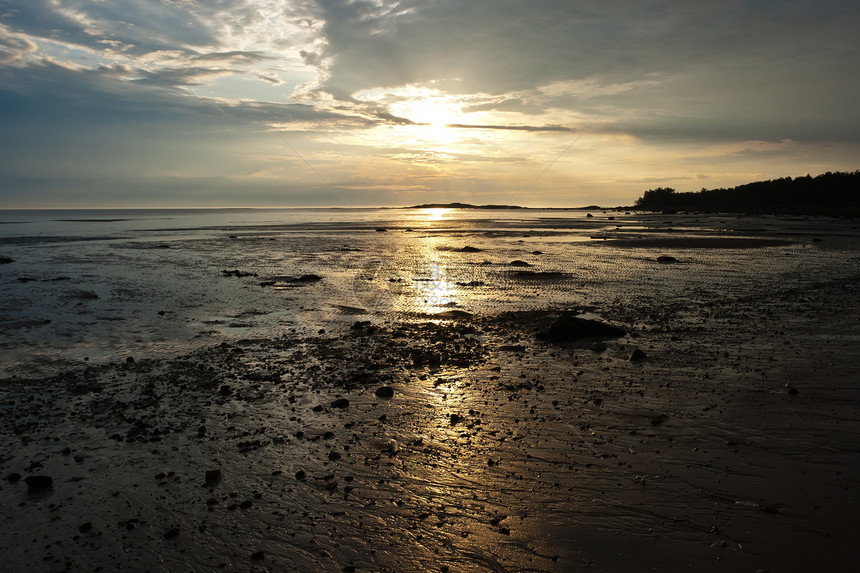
<box><xmin>537</xmin><ymin>313</ymin><xmax>626</xmax><ymax>341</ymax></box>
<box><xmin>205</xmin><ymin>469</ymin><xmax>222</xmax><ymax>485</ymax></box>
<box><xmin>331</xmin><ymin>398</ymin><xmax>350</xmax><ymax>409</ymax></box>
<box><xmin>375</xmin><ymin>386</ymin><xmax>395</xmax><ymax>398</ymax></box>
<box><xmin>24</xmin><ymin>475</ymin><xmax>53</xmax><ymax>490</ymax></box>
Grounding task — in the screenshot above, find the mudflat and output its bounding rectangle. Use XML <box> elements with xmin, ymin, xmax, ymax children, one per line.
<box><xmin>2</xmin><ymin>212</ymin><xmax>859</xmax><ymax>572</ymax></box>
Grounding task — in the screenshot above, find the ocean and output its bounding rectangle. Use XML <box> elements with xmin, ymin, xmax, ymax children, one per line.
<box><xmin>1</xmin><ymin>207</ymin><xmax>857</xmax><ymax>378</ymax></box>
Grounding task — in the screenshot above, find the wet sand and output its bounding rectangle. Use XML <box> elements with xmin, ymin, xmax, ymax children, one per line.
<box><xmin>2</xmin><ymin>213</ymin><xmax>860</xmax><ymax>572</ymax></box>
<box><xmin>2</xmin><ymin>272</ymin><xmax>860</xmax><ymax>571</ymax></box>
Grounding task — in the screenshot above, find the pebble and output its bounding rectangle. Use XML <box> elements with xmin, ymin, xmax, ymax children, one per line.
<box><xmin>205</xmin><ymin>469</ymin><xmax>222</xmax><ymax>485</ymax></box>
<box><xmin>628</xmin><ymin>348</ymin><xmax>646</xmax><ymax>361</ymax></box>
<box><xmin>331</xmin><ymin>398</ymin><xmax>350</xmax><ymax>409</ymax></box>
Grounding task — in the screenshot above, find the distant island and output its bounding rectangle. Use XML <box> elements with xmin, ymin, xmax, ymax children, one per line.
<box><xmin>406</xmin><ymin>202</ymin><xmax>526</xmax><ymax>210</ymax></box>
<box><xmin>634</xmin><ymin>170</ymin><xmax>860</xmax><ymax>215</ymax></box>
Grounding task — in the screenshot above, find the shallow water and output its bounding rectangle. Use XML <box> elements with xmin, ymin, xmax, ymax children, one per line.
<box><xmin>2</xmin><ymin>208</ymin><xmax>858</xmax><ymax>378</ymax></box>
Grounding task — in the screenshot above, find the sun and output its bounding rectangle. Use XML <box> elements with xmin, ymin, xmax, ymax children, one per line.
<box><xmin>407</xmin><ymin>98</ymin><xmax>457</xmax><ymax>127</ymax></box>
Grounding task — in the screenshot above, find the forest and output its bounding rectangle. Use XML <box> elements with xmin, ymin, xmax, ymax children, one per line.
<box><xmin>634</xmin><ymin>171</ymin><xmax>860</xmax><ymax>215</ymax></box>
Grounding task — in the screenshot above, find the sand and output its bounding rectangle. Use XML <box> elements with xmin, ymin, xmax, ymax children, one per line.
<box><xmin>2</xmin><ymin>217</ymin><xmax>860</xmax><ymax>572</ymax></box>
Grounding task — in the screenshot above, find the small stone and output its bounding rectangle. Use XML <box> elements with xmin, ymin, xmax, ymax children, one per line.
<box><xmin>295</xmin><ymin>470</ymin><xmax>306</xmax><ymax>481</ymax></box>
<box><xmin>331</xmin><ymin>398</ymin><xmax>350</xmax><ymax>409</ymax></box>
<box><xmin>650</xmin><ymin>414</ymin><xmax>668</xmax><ymax>426</ymax></box>
<box><xmin>164</xmin><ymin>527</ymin><xmax>180</xmax><ymax>539</ymax></box>
<box><xmin>125</xmin><ymin>356</ymin><xmax>135</xmax><ymax>364</ymax></box>
<box><xmin>78</xmin><ymin>522</ymin><xmax>92</xmax><ymax>533</ymax></box>
<box><xmin>509</xmin><ymin>260</ymin><xmax>530</xmax><ymax>267</ymax></box>
<box><xmin>450</xmin><ymin>413</ymin><xmax>462</xmax><ymax>425</ymax></box>
<box><xmin>328</xmin><ymin>451</ymin><xmax>342</xmax><ymax>461</ymax></box>
<box><xmin>24</xmin><ymin>475</ymin><xmax>53</xmax><ymax>490</ymax></box>
<box><xmin>250</xmin><ymin>551</ymin><xmax>265</xmax><ymax>560</ymax></box>
<box><xmin>628</xmin><ymin>348</ymin><xmax>646</xmax><ymax>361</ymax></box>
<box><xmin>239</xmin><ymin>500</ymin><xmax>253</xmax><ymax>509</ymax></box>
<box><xmin>656</xmin><ymin>255</ymin><xmax>677</xmax><ymax>263</ymax></box>
<box><xmin>5</xmin><ymin>472</ymin><xmax>21</xmax><ymax>483</ymax></box>
<box><xmin>788</xmin><ymin>387</ymin><xmax>799</xmax><ymax>395</ymax></box>
<box><xmin>205</xmin><ymin>469</ymin><xmax>222</xmax><ymax>485</ymax></box>
<box><xmin>375</xmin><ymin>386</ymin><xmax>395</xmax><ymax>398</ymax></box>
<box><xmin>589</xmin><ymin>341</ymin><xmax>608</xmax><ymax>353</ymax></box>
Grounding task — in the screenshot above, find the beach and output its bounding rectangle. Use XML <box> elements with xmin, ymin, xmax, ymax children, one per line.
<box><xmin>1</xmin><ymin>209</ymin><xmax>859</xmax><ymax>572</ymax></box>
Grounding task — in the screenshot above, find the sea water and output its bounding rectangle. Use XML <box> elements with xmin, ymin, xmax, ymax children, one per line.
<box><xmin>1</xmin><ymin>207</ymin><xmax>857</xmax><ymax>378</ymax></box>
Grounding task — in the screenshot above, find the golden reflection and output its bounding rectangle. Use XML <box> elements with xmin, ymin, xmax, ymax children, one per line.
<box><xmin>408</xmin><ymin>235</ymin><xmax>462</xmax><ymax>314</ymax></box>
<box><xmin>424</xmin><ymin>207</ymin><xmax>448</xmax><ymax>221</ymax></box>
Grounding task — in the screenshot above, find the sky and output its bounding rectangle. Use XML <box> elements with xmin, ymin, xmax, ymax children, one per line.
<box><xmin>1</xmin><ymin>0</ymin><xmax>859</xmax><ymax>208</ymax></box>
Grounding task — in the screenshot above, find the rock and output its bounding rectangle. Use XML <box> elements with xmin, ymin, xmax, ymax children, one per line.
<box><xmin>538</xmin><ymin>313</ymin><xmax>626</xmax><ymax>341</ymax></box>
<box><xmin>375</xmin><ymin>386</ymin><xmax>395</xmax><ymax>398</ymax></box>
<box><xmin>509</xmin><ymin>260</ymin><xmax>530</xmax><ymax>267</ymax></box>
<box><xmin>328</xmin><ymin>451</ymin><xmax>342</xmax><ymax>461</ymax></box>
<box><xmin>788</xmin><ymin>387</ymin><xmax>799</xmax><ymax>395</ymax></box>
<box><xmin>295</xmin><ymin>470</ymin><xmax>306</xmax><ymax>481</ymax></box>
<box><xmin>656</xmin><ymin>255</ymin><xmax>677</xmax><ymax>263</ymax></box>
<box><xmin>450</xmin><ymin>413</ymin><xmax>462</xmax><ymax>425</ymax></box>
<box><xmin>458</xmin><ymin>246</ymin><xmax>483</xmax><ymax>252</ymax></box>
<box><xmin>375</xmin><ymin>228</ymin><xmax>387</xmax><ymax>232</ymax></box>
<box><xmin>586</xmin><ymin>213</ymin><xmax>593</xmax><ymax>218</ymax></box>
<box><xmin>204</xmin><ymin>469</ymin><xmax>222</xmax><ymax>485</ymax></box>
<box><xmin>532</xmin><ymin>250</ymin><xmax>543</xmax><ymax>255</ymax></box>
<box><xmin>221</xmin><ymin>269</ymin><xmax>258</xmax><ymax>277</ymax></box>
<box><xmin>628</xmin><ymin>348</ymin><xmax>646</xmax><ymax>361</ymax></box>
<box><xmin>24</xmin><ymin>475</ymin><xmax>53</xmax><ymax>490</ymax></box>
<box><xmin>70</xmin><ymin>289</ymin><xmax>99</xmax><ymax>300</ymax></box>
<box><xmin>164</xmin><ymin>527</ymin><xmax>180</xmax><ymax>539</ymax></box>
<box><xmin>239</xmin><ymin>500</ymin><xmax>253</xmax><ymax>509</ymax></box>
<box><xmin>219</xmin><ymin>384</ymin><xmax>232</xmax><ymax>396</ymax></box>
<box><xmin>589</xmin><ymin>341</ymin><xmax>608</xmax><ymax>353</ymax></box>
<box><xmin>0</xmin><ymin>257</ymin><xmax>14</xmax><ymax>264</ymax></box>
<box><xmin>78</xmin><ymin>522</ymin><xmax>92</xmax><ymax>533</ymax></box>
<box><xmin>250</xmin><ymin>551</ymin><xmax>265</xmax><ymax>560</ymax></box>
<box><xmin>6</xmin><ymin>472</ymin><xmax>21</xmax><ymax>483</ymax></box>
<box><xmin>650</xmin><ymin>413</ymin><xmax>668</xmax><ymax>426</ymax></box>
<box><xmin>331</xmin><ymin>398</ymin><xmax>350</xmax><ymax>409</ymax></box>
<box><xmin>125</xmin><ymin>356</ymin><xmax>135</xmax><ymax>364</ymax></box>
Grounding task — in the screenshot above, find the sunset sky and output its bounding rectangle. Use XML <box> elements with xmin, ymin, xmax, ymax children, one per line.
<box><xmin>1</xmin><ymin>1</ymin><xmax>859</xmax><ymax>208</ymax></box>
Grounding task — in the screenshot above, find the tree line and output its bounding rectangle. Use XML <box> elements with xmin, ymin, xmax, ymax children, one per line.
<box><xmin>634</xmin><ymin>171</ymin><xmax>860</xmax><ymax>215</ymax></box>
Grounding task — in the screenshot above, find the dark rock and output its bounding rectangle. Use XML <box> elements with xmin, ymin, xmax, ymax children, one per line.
<box><xmin>204</xmin><ymin>469</ymin><xmax>222</xmax><ymax>485</ymax></box>
<box><xmin>376</xmin><ymin>228</ymin><xmax>387</xmax><ymax>232</ymax></box>
<box><xmin>125</xmin><ymin>356</ymin><xmax>135</xmax><ymax>364</ymax></box>
<box><xmin>458</xmin><ymin>246</ymin><xmax>483</xmax><ymax>252</ymax></box>
<box><xmin>164</xmin><ymin>527</ymin><xmax>180</xmax><ymax>539</ymax></box>
<box><xmin>331</xmin><ymin>398</ymin><xmax>350</xmax><ymax>409</ymax></box>
<box><xmin>628</xmin><ymin>348</ymin><xmax>646</xmax><ymax>361</ymax></box>
<box><xmin>656</xmin><ymin>255</ymin><xmax>678</xmax><ymax>263</ymax></box>
<box><xmin>375</xmin><ymin>386</ymin><xmax>395</xmax><ymax>398</ymax></box>
<box><xmin>78</xmin><ymin>522</ymin><xmax>92</xmax><ymax>533</ymax></box>
<box><xmin>312</xmin><ymin>405</ymin><xmax>323</xmax><ymax>412</ymax></box>
<box><xmin>0</xmin><ymin>257</ymin><xmax>14</xmax><ymax>264</ymax></box>
<box><xmin>509</xmin><ymin>260</ymin><xmax>530</xmax><ymax>267</ymax></box>
<box><xmin>239</xmin><ymin>500</ymin><xmax>253</xmax><ymax>509</ymax></box>
<box><xmin>328</xmin><ymin>451</ymin><xmax>342</xmax><ymax>461</ymax></box>
<box><xmin>70</xmin><ymin>289</ymin><xmax>99</xmax><ymax>300</ymax></box>
<box><xmin>24</xmin><ymin>475</ymin><xmax>53</xmax><ymax>490</ymax></box>
<box><xmin>532</xmin><ymin>250</ymin><xmax>543</xmax><ymax>255</ymax></box>
<box><xmin>589</xmin><ymin>341</ymin><xmax>608</xmax><ymax>353</ymax></box>
<box><xmin>17</xmin><ymin>277</ymin><xmax>36</xmax><ymax>283</ymax></box>
<box><xmin>650</xmin><ymin>414</ymin><xmax>668</xmax><ymax>426</ymax></box>
<box><xmin>251</xmin><ymin>551</ymin><xmax>265</xmax><ymax>560</ymax></box>
<box><xmin>6</xmin><ymin>472</ymin><xmax>21</xmax><ymax>483</ymax></box>
<box><xmin>295</xmin><ymin>274</ymin><xmax>322</xmax><ymax>283</ymax></box>
<box><xmin>221</xmin><ymin>269</ymin><xmax>258</xmax><ymax>278</ymax></box>
<box><xmin>788</xmin><ymin>387</ymin><xmax>799</xmax><ymax>395</ymax></box>
<box><xmin>219</xmin><ymin>384</ymin><xmax>232</xmax><ymax>396</ymax></box>
<box><xmin>586</xmin><ymin>213</ymin><xmax>593</xmax><ymax>218</ymax></box>
<box><xmin>450</xmin><ymin>413</ymin><xmax>462</xmax><ymax>425</ymax></box>
<box><xmin>295</xmin><ymin>470</ymin><xmax>306</xmax><ymax>481</ymax></box>
<box><xmin>538</xmin><ymin>313</ymin><xmax>626</xmax><ymax>341</ymax></box>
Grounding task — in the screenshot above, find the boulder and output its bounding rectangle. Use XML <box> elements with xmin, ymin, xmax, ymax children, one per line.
<box><xmin>538</xmin><ymin>313</ymin><xmax>626</xmax><ymax>341</ymax></box>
